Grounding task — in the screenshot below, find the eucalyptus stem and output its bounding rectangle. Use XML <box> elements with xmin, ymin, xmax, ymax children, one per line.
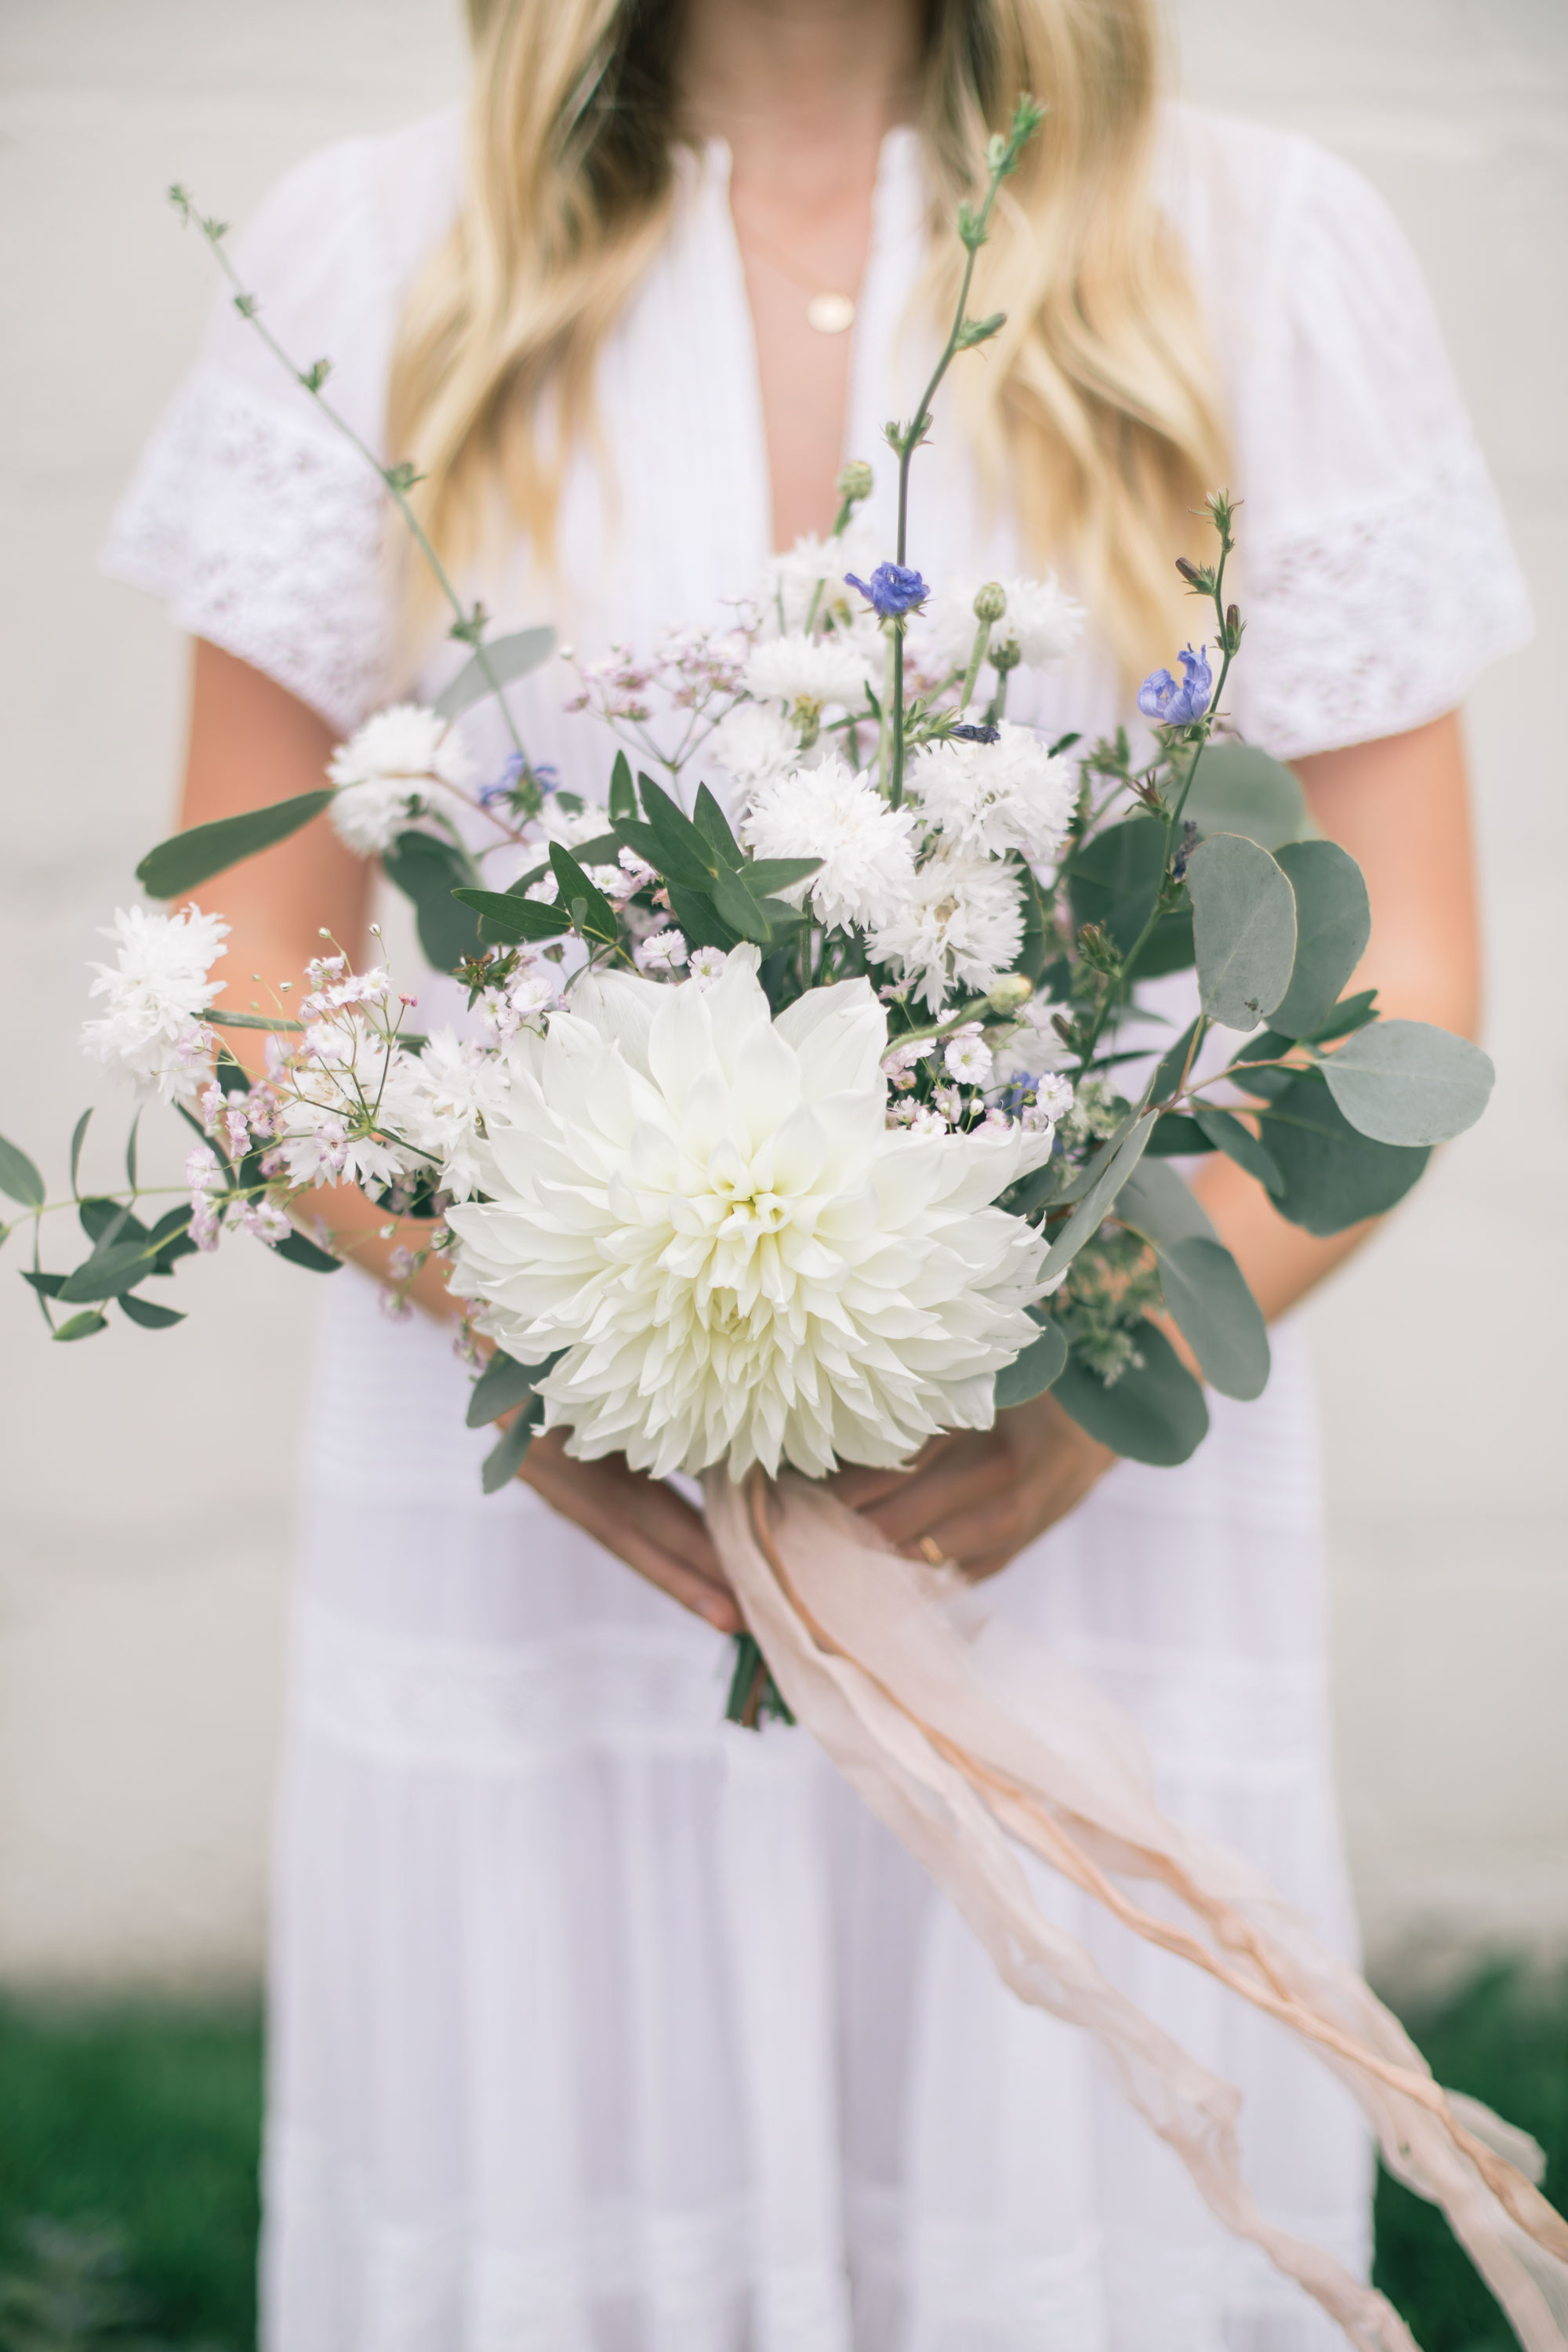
<box><xmin>171</xmin><ymin>187</ymin><xmax>528</xmax><ymax>761</ymax></box>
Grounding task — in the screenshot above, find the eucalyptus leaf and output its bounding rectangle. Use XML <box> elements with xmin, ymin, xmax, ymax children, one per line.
<box><xmin>642</xmin><ymin>778</ymin><xmax>722</xmax><ymax>878</ymax></box>
<box><xmin>53</xmin><ymin>1309</ymin><xmax>109</xmax><ymax>1343</ymax></box>
<box><xmin>481</xmin><ymin>1398</ymin><xmax>543</xmax><ymax>1494</ymax></box>
<box><xmin>614</xmin><ymin>815</ymin><xmax>710</xmax><ymax>886</ymax></box>
<box><xmin>1053</xmin><ymin>1322</ymin><xmax>1209</xmax><ymax>1465</ymax></box>
<box><xmin>1145</xmin><ymin>1112</ymin><xmax>1214</xmax><ymax>1157</ymax></box>
<box><xmin>667</xmin><ymin>882</ymin><xmax>742</xmax><ymax>954</ymax></box>
<box><xmin>993</xmin><ymin>1319</ymin><xmax>1068</xmax><ymax>1408</ymax></box>
<box><xmin>1067</xmin><ymin>815</ymin><xmax>1194</xmax><ymax>977</ymax></box>
<box><xmin>1270</xmin><ymin>841</ymin><xmax>1371</xmax><ymax>1040</ymax></box>
<box><xmin>69</xmin><ymin>1110</ymin><xmax>92</xmax><ymax>1198</ymax></box>
<box><xmin>1153</xmin><ymin>1236</ymin><xmax>1270</xmax><ymax>1401</ymax></box>
<box><xmin>712</xmin><ymin>866</ymin><xmax>775</xmax><ymax>944</ymax></box>
<box><xmin>1152</xmin><ymin>1017</ymin><xmax>1203</xmax><ymax>1105</ymax></box>
<box><xmin>1192</xmin><ymin>1105</ymin><xmax>1283</xmax><ymax>1195</ymax></box>
<box><xmin>693</xmin><ymin>784</ymin><xmax>746</xmax><ymax>869</ymax></box>
<box><xmin>1319</xmin><ymin>1018</ymin><xmax>1494</xmax><ymax>1146</ymax></box>
<box><xmin>21</xmin><ymin>1270</ymin><xmax>65</xmax><ymax>1298</ymax></box>
<box><xmin>466</xmin><ymin>1347</ymin><xmax>563</xmax><ymax>1429</ymax></box>
<box><xmin>434</xmin><ymin>623</ymin><xmax>555</xmax><ymax>720</ymax></box>
<box><xmin>741</xmin><ymin>856</ymin><xmax>822</xmax><ymax>898</ymax></box>
<box><xmin>1257</xmin><ymin>1069</ymin><xmax>1429</xmax><ymax>1235</ymax></box>
<box><xmin>549</xmin><ymin>842</ymin><xmax>619</xmax><ymax>942</ymax></box>
<box><xmin>0</xmin><ymin>1134</ymin><xmax>45</xmax><ymax>1210</ymax></box>
<box><xmin>608</xmin><ymin>751</ymin><xmax>638</xmax><ymax>823</ymax></box>
<box><xmin>58</xmin><ymin>1240</ymin><xmax>153</xmax><ymax>1302</ymax></box>
<box><xmin>451</xmin><ymin>888</ymin><xmax>571</xmax><ymax>944</ymax></box>
<box><xmin>1185</xmin><ymin>833</ymin><xmax>1296</xmax><ymax>1030</ymax></box>
<box><xmin>120</xmin><ymin>1294</ymin><xmax>187</xmax><ymax>1330</ymax></box>
<box><xmin>1181</xmin><ymin>741</ymin><xmax>1307</xmax><ymax>850</ymax></box>
<box><xmin>382</xmin><ymin>830</ymin><xmax>485</xmax><ymax>971</ymax></box>
<box><xmin>125</xmin><ymin>1108</ymin><xmax>141</xmax><ymax>1194</ymax></box>
<box><xmin>1038</xmin><ymin>1109</ymin><xmax>1155</xmax><ymax>1283</ymax></box>
<box><xmin>274</xmin><ymin>1230</ymin><xmax>344</xmax><ymax>1273</ymax></box>
<box><xmin>1114</xmin><ymin>1160</ymin><xmax>1216</xmax><ymax>1246</ymax></box>
<box><xmin>78</xmin><ymin>1197</ymin><xmax>143</xmax><ymax>1251</ymax></box>
<box><xmin>136</xmin><ymin>789</ymin><xmax>334</xmax><ymax>898</ymax></box>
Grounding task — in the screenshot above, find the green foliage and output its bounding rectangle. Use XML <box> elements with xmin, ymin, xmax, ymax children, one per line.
<box><xmin>1321</xmin><ymin>1018</ymin><xmax>1494</xmax><ymax>1148</ymax></box>
<box><xmin>272</xmin><ymin>1231</ymin><xmax>342</xmax><ymax>1274</ymax></box>
<box><xmin>433</xmin><ymin>623</ymin><xmax>554</xmax><ymax>721</ymax></box>
<box><xmin>993</xmin><ymin>1319</ymin><xmax>1068</xmax><ymax>1409</ymax></box>
<box><xmin>1372</xmin><ymin>1966</ymin><xmax>1568</xmax><ymax>2350</ymax></box>
<box><xmin>481</xmin><ymin>1399</ymin><xmax>541</xmax><ymax>1493</ymax></box>
<box><xmin>1254</xmin><ymin>1069</ymin><xmax>1430</xmax><ymax>1234</ymax></box>
<box><xmin>0</xmin><ymin>1138</ymin><xmax>44</xmax><ymax>1212</ymax></box>
<box><xmin>1038</xmin><ymin>1109</ymin><xmax>1154</xmax><ymax>1283</ymax></box>
<box><xmin>449</xmin><ymin>889</ymin><xmax>570</xmax><ymax>946</ymax></box>
<box><xmin>68</xmin><ymin>1115</ymin><xmax>92</xmax><ymax>1200</ymax></box>
<box><xmin>1270</xmin><ymin>840</ymin><xmax>1371</xmax><ymax>1040</ymax></box>
<box><xmin>466</xmin><ymin>1347</ymin><xmax>562</xmax><ymax>1430</ymax></box>
<box><xmin>1192</xmin><ymin>1105</ymin><xmax>1283</xmax><ymax>1194</ymax></box>
<box><xmin>1066</xmin><ymin>817</ymin><xmax>1193</xmax><ymax>978</ymax></box>
<box><xmin>1053</xmin><ymin>1320</ymin><xmax>1210</xmax><ymax>1465</ymax></box>
<box><xmin>135</xmin><ymin>792</ymin><xmax>334</xmax><ymax>900</ymax></box>
<box><xmin>548</xmin><ymin>844</ymin><xmax>619</xmax><ymax>946</ymax></box>
<box><xmin>50</xmin><ymin>1312</ymin><xmax>108</xmax><ymax>1344</ymax></box>
<box><xmin>608</xmin><ymin>751</ymin><xmax>639</xmax><ymax>823</ymax></box>
<box><xmin>1185</xmin><ymin>833</ymin><xmax>1297</xmax><ymax>1030</ymax></box>
<box><xmin>1153</xmin><ymin>1236</ymin><xmax>1269</xmax><ymax>1401</ymax></box>
<box><xmin>1181</xmin><ymin>741</ymin><xmax>1307</xmax><ymax>850</ymax></box>
<box><xmin>381</xmin><ymin>831</ymin><xmax>485</xmax><ymax>971</ymax></box>
<box><xmin>0</xmin><ymin>1998</ymin><xmax>261</xmax><ymax>2347</ymax></box>
<box><xmin>118</xmin><ymin>1295</ymin><xmax>186</xmax><ymax>1332</ymax></box>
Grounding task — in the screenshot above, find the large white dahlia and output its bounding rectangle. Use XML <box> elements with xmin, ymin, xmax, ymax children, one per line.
<box><xmin>445</xmin><ymin>949</ymin><xmax>1054</xmax><ymax>1479</ymax></box>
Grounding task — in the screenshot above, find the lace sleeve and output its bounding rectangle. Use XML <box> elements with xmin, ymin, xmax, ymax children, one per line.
<box><xmin>102</xmin><ymin>365</ymin><xmax>391</xmax><ymax>736</ymax></box>
<box><xmin>1212</xmin><ymin>132</ymin><xmax>1534</xmax><ymax>760</ymax></box>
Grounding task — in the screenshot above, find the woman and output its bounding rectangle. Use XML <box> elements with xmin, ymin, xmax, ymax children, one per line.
<box><xmin>106</xmin><ymin>0</ymin><xmax>1530</xmax><ymax>2343</ymax></box>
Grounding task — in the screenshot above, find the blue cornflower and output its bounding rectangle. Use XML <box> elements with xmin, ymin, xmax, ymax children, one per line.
<box><xmin>844</xmin><ymin>561</ymin><xmax>930</xmax><ymax>619</ymax></box>
<box><xmin>949</xmin><ymin>721</ymin><xmax>1000</xmax><ymax>743</ymax></box>
<box><xmin>1136</xmin><ymin>644</ymin><xmax>1213</xmax><ymax>726</ymax></box>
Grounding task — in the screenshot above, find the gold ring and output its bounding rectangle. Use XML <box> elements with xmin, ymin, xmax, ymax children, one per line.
<box><xmin>918</xmin><ymin>1536</ymin><xmax>946</xmax><ymax>1566</ymax></box>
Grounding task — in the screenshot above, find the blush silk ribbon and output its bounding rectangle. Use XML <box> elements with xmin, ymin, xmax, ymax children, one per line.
<box><xmin>704</xmin><ymin>1468</ymin><xmax>1568</xmax><ymax>2352</ymax></box>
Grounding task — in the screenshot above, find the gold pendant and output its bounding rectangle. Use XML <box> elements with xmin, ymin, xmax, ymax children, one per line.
<box><xmin>806</xmin><ymin>292</ymin><xmax>855</xmax><ymax>336</ymax></box>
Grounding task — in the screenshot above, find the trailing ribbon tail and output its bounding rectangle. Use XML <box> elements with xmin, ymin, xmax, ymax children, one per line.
<box><xmin>704</xmin><ymin>1468</ymin><xmax>1568</xmax><ymax>2352</ymax></box>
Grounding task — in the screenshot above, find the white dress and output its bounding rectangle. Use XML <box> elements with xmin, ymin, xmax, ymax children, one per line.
<box><xmin>106</xmin><ymin>106</ymin><xmax>1530</xmax><ymax>2352</ymax></box>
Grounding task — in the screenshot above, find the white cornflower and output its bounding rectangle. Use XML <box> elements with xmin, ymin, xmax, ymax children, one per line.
<box><xmin>82</xmin><ymin>902</ymin><xmax>229</xmax><ymax>1101</ymax></box>
<box><xmin>924</xmin><ymin>573</ymin><xmax>1085</xmax><ymax>675</ymax></box>
<box><xmin>761</xmin><ymin>521</ymin><xmax>883</xmax><ymax>635</ymax></box>
<box><xmin>397</xmin><ymin>1028</ymin><xmax>514</xmax><ymax>1203</ymax></box>
<box><xmin>444</xmin><ymin>949</ymin><xmax>1054</xmax><ymax>1479</ymax></box>
<box><xmin>744</xmin><ymin>634</ymin><xmax>872</xmax><ymax>715</ymax></box>
<box><xmin>944</xmin><ymin>1033</ymin><xmax>995</xmax><ymax>1087</ymax></box>
<box><xmin>327</xmin><ymin>705</ymin><xmax>474</xmax><ymax>856</ymax></box>
<box><xmin>688</xmin><ymin>946</ymin><xmax>730</xmax><ymax>986</ymax></box>
<box><xmin>740</xmin><ymin>757</ymin><xmax>918</xmax><ymax>933</ymax></box>
<box><xmin>911</xmin><ymin>721</ymin><xmax>1076</xmax><ymax>866</ymax></box>
<box><xmin>869</xmin><ymin>849</ymin><xmax>1025</xmax><ymax>1014</ymax></box>
<box><xmin>709</xmin><ymin>700</ymin><xmax>801</xmax><ymax>791</ymax></box>
<box><xmin>634</xmin><ymin>927</ymin><xmax>689</xmax><ymax>974</ymax></box>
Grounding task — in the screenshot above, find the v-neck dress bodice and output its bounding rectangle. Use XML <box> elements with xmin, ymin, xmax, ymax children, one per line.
<box><xmin>104</xmin><ymin>103</ymin><xmax>1529</xmax><ymax>2352</ymax></box>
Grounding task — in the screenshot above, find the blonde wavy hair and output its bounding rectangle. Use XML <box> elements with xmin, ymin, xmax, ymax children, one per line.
<box><xmin>388</xmin><ymin>0</ymin><xmax>1229</xmax><ymax>678</ymax></box>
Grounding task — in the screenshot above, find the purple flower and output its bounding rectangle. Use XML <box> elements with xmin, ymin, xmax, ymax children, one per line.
<box><xmin>1137</xmin><ymin>644</ymin><xmax>1213</xmax><ymax>726</ymax></box>
<box><xmin>845</xmin><ymin>562</ymin><xmax>929</xmax><ymax>620</ymax></box>
<box><xmin>949</xmin><ymin>721</ymin><xmax>1000</xmax><ymax>743</ymax></box>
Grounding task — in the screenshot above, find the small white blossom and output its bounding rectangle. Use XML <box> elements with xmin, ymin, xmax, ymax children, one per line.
<box><xmin>185</xmin><ymin>1142</ymin><xmax>220</xmax><ymax>1192</ymax></box>
<box><xmin>740</xmin><ymin>757</ymin><xmax>918</xmax><ymax>933</ymax></box>
<box><xmin>378</xmin><ymin>1285</ymin><xmax>414</xmax><ymax>1323</ymax></box>
<box><xmin>932</xmin><ymin>1085</ymin><xmax>964</xmax><ymax>1123</ymax></box>
<box><xmin>869</xmin><ymin>849</ymin><xmax>1025</xmax><ymax>1014</ymax></box>
<box><xmin>1035</xmin><ymin>1072</ymin><xmax>1076</xmax><ymax>1122</ymax></box>
<box><xmin>943</xmin><ymin>1034</ymin><xmax>995</xmax><ymax>1087</ymax></box>
<box><xmin>634</xmin><ymin>927</ymin><xmax>689</xmax><ymax>974</ymax></box>
<box><xmin>242</xmin><ymin>1200</ymin><xmax>292</xmax><ymax>1247</ymax></box>
<box><xmin>688</xmin><ymin>946</ymin><xmax>730</xmax><ymax>986</ymax></box>
<box><xmin>710</xmin><ymin>701</ymin><xmax>800</xmax><ymax>790</ymax></box>
<box><xmin>328</xmin><ymin>706</ymin><xmax>474</xmax><ymax>856</ymax></box>
<box><xmin>744</xmin><ymin>634</ymin><xmax>872</xmax><ymax>714</ymax></box>
<box><xmin>911</xmin><ymin>722</ymin><xmax>1076</xmax><ymax>866</ymax></box>
<box><xmin>397</xmin><ymin>1028</ymin><xmax>514</xmax><ymax>1203</ymax></box>
<box><xmin>82</xmin><ymin>903</ymin><xmax>229</xmax><ymax>1101</ymax></box>
<box><xmin>908</xmin><ymin>1105</ymin><xmax>947</xmax><ymax>1137</ymax></box>
<box><xmin>617</xmin><ymin>846</ymin><xmax>656</xmax><ymax>892</ymax></box>
<box><xmin>924</xmin><ymin>573</ymin><xmax>1085</xmax><ymax>675</ymax></box>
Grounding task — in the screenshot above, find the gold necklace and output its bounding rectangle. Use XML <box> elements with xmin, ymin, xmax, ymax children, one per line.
<box><xmin>732</xmin><ymin>206</ymin><xmax>859</xmax><ymax>336</ymax></box>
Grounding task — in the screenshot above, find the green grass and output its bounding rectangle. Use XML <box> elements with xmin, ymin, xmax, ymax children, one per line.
<box><xmin>0</xmin><ymin>1967</ymin><xmax>1563</xmax><ymax>2347</ymax></box>
<box><xmin>0</xmin><ymin>2001</ymin><xmax>262</xmax><ymax>2347</ymax></box>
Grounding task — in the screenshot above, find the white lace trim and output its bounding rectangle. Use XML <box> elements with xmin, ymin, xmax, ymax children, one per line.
<box><xmin>101</xmin><ymin>368</ymin><xmax>390</xmax><ymax>735</ymax></box>
<box><xmin>1240</xmin><ymin>437</ymin><xmax>1533</xmax><ymax>759</ymax></box>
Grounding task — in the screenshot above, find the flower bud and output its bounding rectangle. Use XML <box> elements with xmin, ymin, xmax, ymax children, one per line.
<box><xmin>835</xmin><ymin>459</ymin><xmax>874</xmax><ymax>505</ymax></box>
<box><xmin>987</xmin><ymin>972</ymin><xmax>1033</xmax><ymax>1013</ymax></box>
<box><xmin>972</xmin><ymin>581</ymin><xmax>1008</xmax><ymax>623</ymax></box>
<box><xmin>989</xmin><ymin>639</ymin><xmax>1023</xmax><ymax>673</ymax></box>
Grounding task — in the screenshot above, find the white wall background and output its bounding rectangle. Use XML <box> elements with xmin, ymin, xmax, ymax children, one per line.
<box><xmin>0</xmin><ymin>0</ymin><xmax>1563</xmax><ymax>1989</ymax></box>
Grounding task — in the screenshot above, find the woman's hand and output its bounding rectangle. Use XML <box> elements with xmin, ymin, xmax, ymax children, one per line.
<box><xmin>828</xmin><ymin>1393</ymin><xmax>1116</xmax><ymax>1581</ymax></box>
<box><xmin>519</xmin><ymin>1427</ymin><xmax>742</xmax><ymax>1635</ymax></box>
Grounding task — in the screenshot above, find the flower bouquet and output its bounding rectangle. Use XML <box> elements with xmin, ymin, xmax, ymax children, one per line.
<box><xmin>8</xmin><ymin>102</ymin><xmax>1566</xmax><ymax>2348</ymax></box>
